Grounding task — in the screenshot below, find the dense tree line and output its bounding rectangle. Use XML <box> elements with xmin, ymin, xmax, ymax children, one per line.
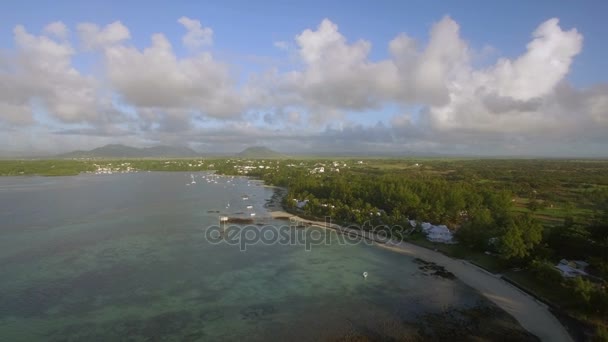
<box><xmin>230</xmin><ymin>161</ymin><xmax>547</xmax><ymax>262</ymax></box>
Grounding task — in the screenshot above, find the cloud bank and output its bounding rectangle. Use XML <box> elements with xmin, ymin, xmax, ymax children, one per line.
<box><xmin>0</xmin><ymin>16</ymin><xmax>606</xmax><ymax>156</ymax></box>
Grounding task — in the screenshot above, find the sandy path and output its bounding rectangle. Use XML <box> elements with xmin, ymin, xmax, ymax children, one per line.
<box><xmin>270</xmin><ymin>210</ymin><xmax>572</xmax><ymax>342</ymax></box>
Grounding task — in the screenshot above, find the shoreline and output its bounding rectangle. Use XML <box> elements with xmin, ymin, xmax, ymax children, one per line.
<box><xmin>268</xmin><ymin>206</ymin><xmax>572</xmax><ymax>342</ymax></box>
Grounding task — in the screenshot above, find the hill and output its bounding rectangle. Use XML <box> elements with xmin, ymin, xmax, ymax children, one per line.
<box><xmin>58</xmin><ymin>144</ymin><xmax>200</xmax><ymax>158</ymax></box>
<box><xmin>236</xmin><ymin>146</ymin><xmax>285</xmax><ymax>159</ymax></box>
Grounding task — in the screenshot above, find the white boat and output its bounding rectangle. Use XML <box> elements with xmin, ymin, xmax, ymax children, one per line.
<box><xmin>191</xmin><ymin>180</ymin><xmax>196</xmax><ymax>184</ymax></box>
<box><xmin>242</xmin><ymin>196</ymin><xmax>249</xmax><ymax>200</ymax></box>
<box><xmin>246</xmin><ymin>205</ymin><xmax>253</xmax><ymax>209</ymax></box>
<box><xmin>362</xmin><ymin>272</ymin><xmax>368</xmax><ymax>278</ymax></box>
<box><xmin>250</xmin><ymin>213</ymin><xmax>256</xmax><ymax>217</ymax></box>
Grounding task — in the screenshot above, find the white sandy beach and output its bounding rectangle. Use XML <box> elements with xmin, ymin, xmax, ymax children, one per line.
<box><xmin>270</xmin><ymin>210</ymin><xmax>573</xmax><ymax>342</ymax></box>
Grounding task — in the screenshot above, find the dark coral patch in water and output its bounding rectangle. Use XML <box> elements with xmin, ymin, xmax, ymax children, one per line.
<box><xmin>413</xmin><ymin>258</ymin><xmax>455</xmax><ymax>280</ymax></box>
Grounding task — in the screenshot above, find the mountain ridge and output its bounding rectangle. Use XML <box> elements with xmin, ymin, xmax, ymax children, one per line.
<box><xmin>236</xmin><ymin>146</ymin><xmax>285</xmax><ymax>159</ymax></box>
<box><xmin>57</xmin><ymin>144</ymin><xmax>200</xmax><ymax>158</ymax></box>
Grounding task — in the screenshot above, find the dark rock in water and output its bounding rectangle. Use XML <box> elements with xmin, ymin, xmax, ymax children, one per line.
<box><xmin>414</xmin><ymin>258</ymin><xmax>455</xmax><ymax>279</ymax></box>
<box><xmin>433</xmin><ymin>269</ymin><xmax>455</xmax><ymax>280</ymax></box>
<box><xmin>226</xmin><ymin>217</ymin><xmax>254</xmax><ymax>224</ymax></box>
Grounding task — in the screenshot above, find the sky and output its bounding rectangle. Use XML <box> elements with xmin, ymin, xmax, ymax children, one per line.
<box><xmin>1</xmin><ymin>0</ymin><xmax>607</xmax><ymax>156</ymax></box>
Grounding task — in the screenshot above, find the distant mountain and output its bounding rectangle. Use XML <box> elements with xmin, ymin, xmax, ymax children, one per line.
<box><xmin>58</xmin><ymin>144</ymin><xmax>200</xmax><ymax>158</ymax></box>
<box><xmin>296</xmin><ymin>150</ymin><xmax>444</xmax><ymax>158</ymax></box>
<box><xmin>236</xmin><ymin>146</ymin><xmax>285</xmax><ymax>159</ymax></box>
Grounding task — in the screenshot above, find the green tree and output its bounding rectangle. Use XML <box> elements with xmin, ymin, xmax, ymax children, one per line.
<box><xmin>456</xmin><ymin>208</ymin><xmax>495</xmax><ymax>250</ymax></box>
<box><xmin>594</xmin><ymin>325</ymin><xmax>608</xmax><ymax>342</ymax></box>
<box><xmin>569</xmin><ymin>277</ymin><xmax>594</xmax><ymax>305</ymax></box>
<box><xmin>529</xmin><ymin>259</ymin><xmax>563</xmax><ymax>283</ymax></box>
<box><xmin>498</xmin><ymin>213</ymin><xmax>543</xmax><ymax>260</ymax></box>
<box><xmin>527</xmin><ymin>200</ymin><xmax>546</xmax><ymax>212</ymax></box>
<box><xmin>546</xmin><ymin>223</ymin><xmax>592</xmax><ymax>260</ymax></box>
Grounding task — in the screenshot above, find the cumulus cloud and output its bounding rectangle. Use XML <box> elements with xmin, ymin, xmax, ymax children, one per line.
<box><xmin>0</xmin><ymin>24</ymin><xmax>114</xmax><ymax>126</ymax></box>
<box><xmin>481</xmin><ymin>93</ymin><xmax>543</xmax><ymax>114</ymax></box>
<box><xmin>43</xmin><ymin>21</ymin><xmax>69</xmax><ymax>39</ymax></box>
<box><xmin>273</xmin><ymin>41</ymin><xmax>289</xmax><ymax>50</ymax></box>
<box><xmin>490</xmin><ymin>18</ymin><xmax>582</xmax><ymax>100</ymax></box>
<box><xmin>389</xmin><ymin>16</ymin><xmax>470</xmax><ymax>106</ymax></box>
<box><xmin>250</xmin><ymin>17</ymin><xmax>470</xmax><ymax>125</ymax></box>
<box><xmin>178</xmin><ymin>17</ymin><xmax>213</xmax><ymax>49</ymax></box>
<box><xmin>423</xmin><ymin>18</ymin><xmax>586</xmax><ymax>138</ymax></box>
<box><xmin>247</xmin><ymin>19</ymin><xmax>398</xmax><ymax>124</ymax></box>
<box><xmin>102</xmin><ymin>32</ymin><xmax>242</xmax><ymax>119</ymax></box>
<box><xmin>77</xmin><ymin>21</ymin><xmax>130</xmax><ymax>50</ymax></box>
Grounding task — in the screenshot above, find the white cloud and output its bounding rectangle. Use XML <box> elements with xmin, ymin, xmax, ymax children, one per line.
<box><xmin>252</xmin><ymin>17</ymin><xmax>471</xmax><ymax>123</ymax></box>
<box><xmin>178</xmin><ymin>16</ymin><xmax>213</xmax><ymax>49</ymax></box>
<box><xmin>424</xmin><ymin>17</ymin><xmax>585</xmax><ymax>137</ymax></box>
<box><xmin>0</xmin><ymin>25</ymin><xmax>109</xmax><ymax>125</ymax></box>
<box><xmin>490</xmin><ymin>18</ymin><xmax>582</xmax><ymax>100</ymax></box>
<box><xmin>389</xmin><ymin>16</ymin><xmax>470</xmax><ymax>105</ymax></box>
<box><xmin>102</xmin><ymin>31</ymin><xmax>242</xmax><ymax>119</ymax></box>
<box><xmin>43</xmin><ymin>21</ymin><xmax>69</xmax><ymax>39</ymax></box>
<box><xmin>77</xmin><ymin>21</ymin><xmax>130</xmax><ymax>50</ymax></box>
<box><xmin>248</xmin><ymin>19</ymin><xmax>398</xmax><ymax>124</ymax></box>
<box><xmin>273</xmin><ymin>41</ymin><xmax>289</xmax><ymax>50</ymax></box>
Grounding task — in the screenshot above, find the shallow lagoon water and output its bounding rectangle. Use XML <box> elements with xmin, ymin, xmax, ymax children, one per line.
<box><xmin>0</xmin><ymin>172</ymin><xmax>532</xmax><ymax>341</ymax></box>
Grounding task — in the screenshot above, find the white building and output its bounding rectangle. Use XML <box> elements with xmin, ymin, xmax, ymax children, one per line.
<box><xmin>293</xmin><ymin>199</ymin><xmax>309</xmax><ymax>209</ymax></box>
<box><xmin>555</xmin><ymin>259</ymin><xmax>589</xmax><ymax>278</ymax></box>
<box><xmin>416</xmin><ymin>221</ymin><xmax>456</xmax><ymax>244</ymax></box>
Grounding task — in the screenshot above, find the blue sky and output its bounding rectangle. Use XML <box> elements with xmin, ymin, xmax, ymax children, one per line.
<box><xmin>0</xmin><ymin>0</ymin><xmax>607</xmax><ymax>155</ymax></box>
